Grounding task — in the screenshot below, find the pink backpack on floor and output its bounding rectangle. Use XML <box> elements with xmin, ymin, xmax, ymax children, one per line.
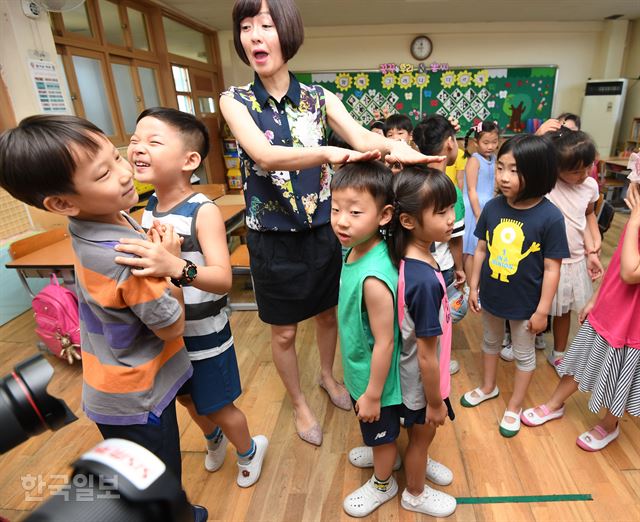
<box><xmin>32</xmin><ymin>274</ymin><xmax>81</xmax><ymax>364</ymax></box>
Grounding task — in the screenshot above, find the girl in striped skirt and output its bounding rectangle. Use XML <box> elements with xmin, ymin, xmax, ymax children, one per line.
<box><xmin>521</xmin><ymin>181</ymin><xmax>640</xmax><ymax>451</ymax></box>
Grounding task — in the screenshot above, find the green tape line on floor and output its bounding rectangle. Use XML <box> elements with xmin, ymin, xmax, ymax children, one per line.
<box><xmin>456</xmin><ymin>494</ymin><xmax>593</xmax><ymax>504</ymax></box>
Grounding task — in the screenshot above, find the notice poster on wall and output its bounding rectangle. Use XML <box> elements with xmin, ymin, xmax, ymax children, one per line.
<box><xmin>29</xmin><ymin>60</ymin><xmax>67</xmax><ymax>113</ymax></box>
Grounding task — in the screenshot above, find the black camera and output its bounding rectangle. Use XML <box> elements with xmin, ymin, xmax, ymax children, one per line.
<box><xmin>24</xmin><ymin>438</ymin><xmax>192</xmax><ymax>522</ymax></box>
<box><xmin>0</xmin><ymin>354</ymin><xmax>77</xmax><ymax>454</ymax></box>
<box><xmin>1</xmin><ymin>355</ymin><xmax>192</xmax><ymax>521</ymax></box>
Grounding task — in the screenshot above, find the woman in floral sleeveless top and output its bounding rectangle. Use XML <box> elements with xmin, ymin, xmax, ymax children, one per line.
<box><xmin>221</xmin><ymin>0</ymin><xmax>440</xmax><ymax>446</ymax></box>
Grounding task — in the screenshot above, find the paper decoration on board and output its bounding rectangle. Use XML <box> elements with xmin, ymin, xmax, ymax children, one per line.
<box><xmin>303</xmin><ymin>66</ymin><xmax>556</xmax><ymax>133</ymax></box>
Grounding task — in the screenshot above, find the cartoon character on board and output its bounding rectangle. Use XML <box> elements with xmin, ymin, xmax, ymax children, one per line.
<box><xmin>486</xmin><ymin>218</ymin><xmax>540</xmax><ymax>282</ymax></box>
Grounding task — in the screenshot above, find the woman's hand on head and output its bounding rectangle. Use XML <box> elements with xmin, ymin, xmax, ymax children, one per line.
<box><xmin>535</xmin><ymin>118</ymin><xmax>561</xmax><ymax>136</ymax></box>
<box><xmin>327</xmin><ymin>146</ymin><xmax>380</xmax><ymax>165</ymax></box>
<box><xmin>385</xmin><ymin>140</ymin><xmax>445</xmax><ymax>167</ymax></box>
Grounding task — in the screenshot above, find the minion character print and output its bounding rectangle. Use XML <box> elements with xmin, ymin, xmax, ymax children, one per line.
<box><xmin>486</xmin><ymin>218</ymin><xmax>540</xmax><ymax>282</ymax></box>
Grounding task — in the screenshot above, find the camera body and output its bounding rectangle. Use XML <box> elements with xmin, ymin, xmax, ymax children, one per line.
<box><xmin>1</xmin><ymin>355</ymin><xmax>191</xmax><ymax>521</ymax></box>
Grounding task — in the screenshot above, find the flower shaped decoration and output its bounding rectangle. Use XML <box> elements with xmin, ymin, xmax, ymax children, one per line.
<box><xmin>354</xmin><ymin>73</ymin><xmax>370</xmax><ymax>90</ymax></box>
<box><xmin>335</xmin><ymin>73</ymin><xmax>352</xmax><ymax>92</ymax></box>
<box><xmin>413</xmin><ymin>72</ymin><xmax>430</xmax><ymax>88</ymax></box>
<box><xmin>397</xmin><ymin>72</ymin><xmax>414</xmax><ymax>89</ymax></box>
<box><xmin>456</xmin><ymin>70</ymin><xmax>473</xmax><ymax>88</ymax></box>
<box><xmin>441</xmin><ymin>71</ymin><xmax>456</xmax><ymax>89</ymax></box>
<box><xmin>473</xmin><ymin>69</ymin><xmax>489</xmax><ymax>87</ymax></box>
<box><xmin>381</xmin><ymin>72</ymin><xmax>396</xmax><ymax>90</ymax></box>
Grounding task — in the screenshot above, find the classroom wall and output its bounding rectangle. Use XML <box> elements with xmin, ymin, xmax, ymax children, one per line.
<box><xmin>620</xmin><ymin>19</ymin><xmax>640</xmax><ymax>152</ymax></box>
<box><xmin>219</xmin><ymin>20</ymin><xmax>637</xmax><ymax>145</ymax></box>
<box><xmin>0</xmin><ymin>0</ymin><xmax>68</xmax><ymax>230</ymax></box>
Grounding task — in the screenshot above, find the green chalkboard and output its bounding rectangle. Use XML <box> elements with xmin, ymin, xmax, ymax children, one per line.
<box><xmin>296</xmin><ymin>66</ymin><xmax>557</xmax><ymax>135</ymax></box>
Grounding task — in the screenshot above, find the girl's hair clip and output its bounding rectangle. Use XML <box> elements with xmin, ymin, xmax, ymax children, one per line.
<box><xmin>474</xmin><ymin>121</ymin><xmax>483</xmax><ymax>133</ymax></box>
<box><xmin>627</xmin><ymin>152</ymin><xmax>640</xmax><ymax>183</ymax></box>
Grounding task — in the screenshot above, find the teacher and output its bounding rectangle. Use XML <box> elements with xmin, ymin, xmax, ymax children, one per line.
<box><xmin>221</xmin><ymin>0</ymin><xmax>440</xmax><ymax>446</ymax></box>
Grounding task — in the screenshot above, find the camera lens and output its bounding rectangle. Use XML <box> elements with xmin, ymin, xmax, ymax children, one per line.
<box><xmin>0</xmin><ymin>354</ymin><xmax>77</xmax><ymax>454</ymax></box>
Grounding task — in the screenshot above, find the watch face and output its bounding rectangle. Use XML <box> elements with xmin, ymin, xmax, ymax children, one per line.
<box><xmin>411</xmin><ymin>36</ymin><xmax>432</xmax><ymax>60</ymax></box>
<box><xmin>186</xmin><ymin>264</ymin><xmax>197</xmax><ymax>279</ymax></box>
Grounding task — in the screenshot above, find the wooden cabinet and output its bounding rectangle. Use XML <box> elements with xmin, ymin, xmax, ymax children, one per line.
<box><xmin>625</xmin><ymin>117</ymin><xmax>640</xmax><ymax>154</ymax></box>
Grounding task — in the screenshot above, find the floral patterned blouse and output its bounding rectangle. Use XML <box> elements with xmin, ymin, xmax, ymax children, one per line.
<box><xmin>222</xmin><ymin>73</ymin><xmax>332</xmax><ymax>232</ymax></box>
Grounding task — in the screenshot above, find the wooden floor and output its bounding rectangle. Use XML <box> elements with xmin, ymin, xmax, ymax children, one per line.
<box><xmin>1</xmin><ymin>212</ymin><xmax>639</xmax><ymax>521</ymax></box>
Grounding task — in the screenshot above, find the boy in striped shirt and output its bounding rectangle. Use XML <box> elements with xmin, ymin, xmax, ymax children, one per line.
<box><xmin>115</xmin><ymin>107</ymin><xmax>267</xmax><ymax>488</ymax></box>
<box><xmin>0</xmin><ymin>115</ymin><xmax>208</xmax><ymax>521</ymax></box>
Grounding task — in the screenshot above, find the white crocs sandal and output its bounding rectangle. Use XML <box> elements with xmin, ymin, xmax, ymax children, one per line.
<box><xmin>576</xmin><ymin>424</ymin><xmax>620</xmax><ymax>452</ymax></box>
<box><xmin>348</xmin><ymin>446</ymin><xmax>402</xmax><ymax>470</ymax></box>
<box><xmin>460</xmin><ymin>386</ymin><xmax>499</xmax><ymax>407</ymax></box>
<box><xmin>401</xmin><ymin>485</ymin><xmax>456</xmax><ymax>517</ymax></box>
<box><xmin>426</xmin><ymin>457</ymin><xmax>453</xmax><ymax>486</ymax></box>
<box><xmin>343</xmin><ymin>475</ymin><xmax>398</xmax><ymax>517</ymax></box>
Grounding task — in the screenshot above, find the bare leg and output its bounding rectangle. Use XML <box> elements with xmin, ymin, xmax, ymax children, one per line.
<box><xmin>552</xmin><ymin>312</ymin><xmax>571</xmax><ymax>352</ymax></box>
<box><xmin>372</xmin><ymin>442</ymin><xmax>398</xmax><ymax>482</ymax></box>
<box><xmin>177</xmin><ymin>395</ymin><xmax>217</xmax><ymax>434</ymax></box>
<box><xmin>315</xmin><ymin>307</ymin><xmax>346</xmax><ymax>397</ymax></box>
<box><xmin>595</xmin><ymin>411</ymin><xmax>619</xmax><ymax>433</ymax></box>
<box><xmin>533</xmin><ymin>375</ymin><xmax>579</xmax><ymax>416</ymax></box>
<box><xmin>206</xmin><ymin>403</ymin><xmax>252</xmax><ymax>454</ymax></box>
<box><xmin>404</xmin><ymin>424</ymin><xmax>436</xmax><ymax>496</ymax></box>
<box><xmin>177</xmin><ymin>396</ymin><xmax>251</xmax><ymax>453</ymax></box>
<box><xmin>271</xmin><ymin>323</ymin><xmax>317</xmax><ymax>431</ymax></box>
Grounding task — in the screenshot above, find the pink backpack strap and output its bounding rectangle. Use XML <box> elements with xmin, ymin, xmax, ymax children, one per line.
<box><xmin>397</xmin><ymin>260</ymin><xmax>405</xmax><ymax>327</ymax></box>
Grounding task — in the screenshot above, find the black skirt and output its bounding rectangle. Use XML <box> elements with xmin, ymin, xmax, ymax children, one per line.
<box><xmin>247</xmin><ymin>224</ymin><xmax>342</xmax><ymax>325</ymax></box>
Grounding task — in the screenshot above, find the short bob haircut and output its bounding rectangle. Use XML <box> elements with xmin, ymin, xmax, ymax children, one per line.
<box><xmin>384</xmin><ymin>114</ymin><xmax>414</xmax><ymax>135</ymax></box>
<box><xmin>330</xmin><ymin>160</ymin><xmax>393</xmax><ymax>210</ymax></box>
<box><xmin>232</xmin><ymin>0</ymin><xmax>304</xmax><ymax>66</ymax></box>
<box><xmin>546</xmin><ymin>129</ymin><xmax>596</xmax><ymax>173</ymax></box>
<box><xmin>497</xmin><ymin>134</ymin><xmax>558</xmax><ymax>202</ymax></box>
<box><xmin>137</xmin><ymin>107</ymin><xmax>210</xmax><ymax>160</ymax></box>
<box><xmin>0</xmin><ymin>115</ymin><xmax>103</xmax><ymax>210</ymax></box>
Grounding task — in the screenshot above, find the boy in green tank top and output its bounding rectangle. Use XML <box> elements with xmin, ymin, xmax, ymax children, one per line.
<box><xmin>330</xmin><ymin>161</ymin><xmax>402</xmax><ymax>517</ymax></box>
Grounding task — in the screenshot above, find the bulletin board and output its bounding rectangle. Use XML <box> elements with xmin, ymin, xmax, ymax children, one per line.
<box><xmin>296</xmin><ymin>66</ymin><xmax>558</xmax><ymax>135</ymax></box>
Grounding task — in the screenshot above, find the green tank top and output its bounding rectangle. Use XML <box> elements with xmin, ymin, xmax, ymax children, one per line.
<box><xmin>338</xmin><ymin>240</ymin><xmax>402</xmax><ymax>406</ymax></box>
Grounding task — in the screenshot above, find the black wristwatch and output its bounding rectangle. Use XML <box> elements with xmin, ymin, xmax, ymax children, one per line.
<box><xmin>171</xmin><ymin>259</ymin><xmax>197</xmax><ymax>287</ymax></box>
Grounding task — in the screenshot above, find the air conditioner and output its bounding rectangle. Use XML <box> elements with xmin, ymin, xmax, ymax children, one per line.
<box><xmin>580</xmin><ymin>79</ymin><xmax>628</xmax><ymax>158</ymax></box>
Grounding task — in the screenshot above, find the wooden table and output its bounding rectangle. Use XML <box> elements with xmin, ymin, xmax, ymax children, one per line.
<box><xmin>6</xmin><ymin>200</ymin><xmax>245</xmax><ymax>296</ymax></box>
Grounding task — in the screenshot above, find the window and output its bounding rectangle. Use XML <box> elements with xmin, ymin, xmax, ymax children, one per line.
<box><xmin>111</xmin><ymin>62</ymin><xmax>138</xmax><ymax>134</ymax></box>
<box><xmin>172</xmin><ymin>65</ymin><xmax>195</xmax><ymax>114</ymax></box>
<box><xmin>99</xmin><ymin>0</ymin><xmax>125</xmax><ymax>47</ymax></box>
<box><xmin>71</xmin><ymin>54</ymin><xmax>115</xmax><ymax>135</ymax></box>
<box><xmin>60</xmin><ymin>3</ymin><xmax>93</xmax><ymax>39</ymax></box>
<box><xmin>138</xmin><ymin>67</ymin><xmax>160</xmax><ymax>108</ymax></box>
<box><xmin>163</xmin><ymin>17</ymin><xmax>210</xmax><ymax>63</ymax></box>
<box><xmin>127</xmin><ymin>7</ymin><xmax>150</xmax><ymax>51</ymax></box>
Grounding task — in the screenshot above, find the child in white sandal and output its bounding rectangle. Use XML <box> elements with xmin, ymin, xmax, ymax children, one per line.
<box><xmin>386</xmin><ymin>167</ymin><xmax>458</xmax><ymax>516</ymax></box>
<box><xmin>522</xmin><ymin>178</ymin><xmax>640</xmax><ymax>451</ymax></box>
<box><xmin>461</xmin><ymin>135</ymin><xmax>569</xmax><ymax>437</ymax></box>
<box><xmin>331</xmin><ymin>162</ymin><xmax>403</xmax><ymax>518</ymax></box>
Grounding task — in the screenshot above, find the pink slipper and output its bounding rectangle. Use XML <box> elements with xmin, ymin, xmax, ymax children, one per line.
<box><xmin>319</xmin><ymin>380</ymin><xmax>352</xmax><ymax>411</ymax></box>
<box><xmin>576</xmin><ymin>424</ymin><xmax>620</xmax><ymax>452</ymax></box>
<box><xmin>520</xmin><ymin>404</ymin><xmax>565</xmax><ymax>427</ymax></box>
